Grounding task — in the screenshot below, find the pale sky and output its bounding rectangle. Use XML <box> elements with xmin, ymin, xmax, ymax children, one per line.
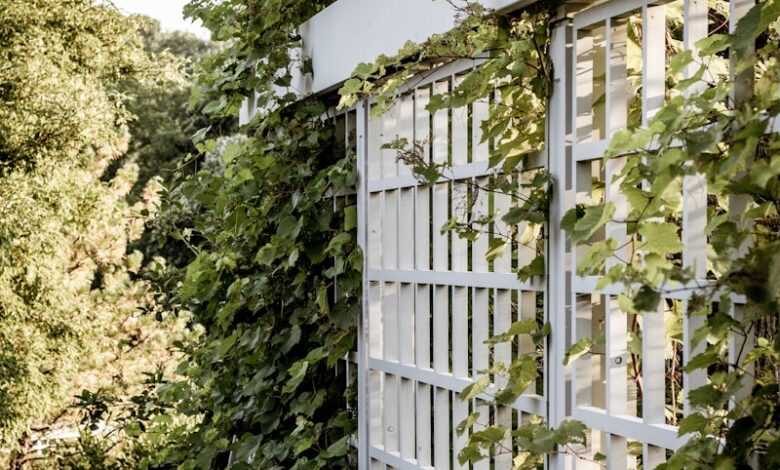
<box><xmin>111</xmin><ymin>0</ymin><xmax>211</xmax><ymax>40</ymax></box>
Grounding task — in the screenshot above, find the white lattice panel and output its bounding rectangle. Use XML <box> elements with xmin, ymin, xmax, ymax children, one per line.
<box><xmin>358</xmin><ymin>61</ymin><xmax>548</xmax><ymax>469</ymax></box>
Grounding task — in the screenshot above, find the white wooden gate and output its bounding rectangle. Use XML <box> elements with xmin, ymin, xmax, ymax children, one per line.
<box><xmin>337</xmin><ymin>1</ymin><xmax>767</xmax><ymax>469</ymax></box>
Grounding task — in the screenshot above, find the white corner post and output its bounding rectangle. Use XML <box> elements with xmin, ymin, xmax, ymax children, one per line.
<box><xmin>356</xmin><ymin>98</ymin><xmax>371</xmax><ymax>470</ymax></box>
<box><xmin>547</xmin><ymin>15</ymin><xmax>573</xmax><ymax>470</ymax></box>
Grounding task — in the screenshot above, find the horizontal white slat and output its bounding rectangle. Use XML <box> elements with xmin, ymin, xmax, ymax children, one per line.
<box><xmin>573</xmin><ymin>405</ymin><xmax>686</xmax><ymax>450</ymax></box>
<box><xmin>573</xmin><ymin>275</ymin><xmax>747</xmax><ymax>304</ymax></box>
<box><xmin>369</xmin><ymin>358</ymin><xmax>546</xmax><ymax>416</ymax></box>
<box><xmin>368</xmin><ymin>269</ymin><xmax>544</xmax><ymax>291</ymax></box>
<box><xmin>368</xmin><ymin>152</ymin><xmax>546</xmax><ymax>193</ymax></box>
<box><xmin>573</xmin><ymin>140</ymin><xmax>610</xmax><ymax>162</ymax></box>
<box><xmin>573</xmin><ymin>0</ymin><xmax>644</xmax><ymax>30</ymax></box>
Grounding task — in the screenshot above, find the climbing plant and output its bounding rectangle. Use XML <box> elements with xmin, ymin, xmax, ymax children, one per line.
<box><xmin>146</xmin><ymin>0</ymin><xmax>362</xmax><ymax>468</ymax></box>
<box><xmin>339</xmin><ymin>0</ymin><xmax>780</xmax><ymax>468</ymax></box>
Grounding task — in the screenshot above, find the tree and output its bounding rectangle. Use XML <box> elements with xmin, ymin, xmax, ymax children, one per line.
<box><xmin>0</xmin><ymin>1</ymin><xmax>190</xmax><ymax>464</ymax></box>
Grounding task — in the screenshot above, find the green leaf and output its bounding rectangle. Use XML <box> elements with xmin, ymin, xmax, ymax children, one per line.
<box><xmin>678</xmin><ymin>413</ymin><xmax>707</xmax><ymax>436</ymax></box>
<box><xmin>461</xmin><ymin>375</ymin><xmax>490</xmax><ymax>400</ymax></box>
<box><xmin>564</xmin><ymin>337</ymin><xmax>593</xmax><ymax>366</ymax></box>
<box><xmin>283</xmin><ymin>360</ymin><xmax>309</xmax><ymax>395</ymax></box>
<box><xmin>517</xmin><ymin>255</ymin><xmax>545</xmax><ymax>281</ymax></box>
<box><xmin>633</xmin><ymin>285</ymin><xmax>661</xmax><ymax>312</ymax></box>
<box><xmin>639</xmin><ymin>222</ymin><xmax>683</xmax><ymax>255</ymax></box>
<box><xmin>562</xmin><ymin>203</ymin><xmax>616</xmax><ymax>243</ymax></box>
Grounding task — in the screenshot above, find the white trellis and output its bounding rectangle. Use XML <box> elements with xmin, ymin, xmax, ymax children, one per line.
<box><xmin>240</xmin><ymin>0</ymin><xmax>773</xmax><ymax>468</ymax></box>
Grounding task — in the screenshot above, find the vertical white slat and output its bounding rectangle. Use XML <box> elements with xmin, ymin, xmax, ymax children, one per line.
<box><xmin>368</xmin><ymin>194</ymin><xmax>383</xmax><ymax>269</ymax></box>
<box><xmin>493</xmin><ymin>188</ymin><xmax>512</xmax><ymax>273</ymax></box>
<box><xmin>398</xmin><ymin>283</ymin><xmax>415</xmax><ymax>459</ymax></box>
<box><xmin>472</xmin><ymin>178</ymin><xmax>490</xmax><ymax>272</ymax></box>
<box><xmin>730</xmin><ymin>0</ymin><xmax>755</xmax><ymax>107</ymax></box>
<box><xmin>640</xmin><ymin>4</ymin><xmax>668</xmax><ymax>435</ymax></box>
<box><xmin>415</xmin><ymin>86</ymin><xmax>432</xmax><ymax>274</ymax></box>
<box><xmin>575</xmin><ymin>295</ymin><xmax>594</xmax><ymax>407</ymax></box>
<box><xmin>472</xmin><ymin>288</ymin><xmax>490</xmax><ymax>470</ymax></box>
<box><xmin>452</xmin><ymin>76</ymin><xmax>468</xmax><ymax>167</ymax></box>
<box><xmin>473</xmin><ymin>288</ymin><xmax>489</xmax><ymax>378</ymax></box>
<box><xmin>606</xmin><ymin>433</ymin><xmax>628</xmax><ymax>470</ymax></box>
<box><xmin>519</xmin><ymin>291</ymin><xmax>537</xmax><ymax>395</ymax></box>
<box><xmin>433</xmin><ymin>80</ymin><xmax>450</xmax><ymax>166</ymax></box>
<box><xmin>548</xmin><ymin>20</ymin><xmax>572</xmax><ymax>470</ymax></box>
<box><xmin>642</xmin><ymin>5</ymin><xmax>666</xmax><ymax>125</ymax></box>
<box><xmin>383</xmin><ymin>190</ymin><xmax>399</xmax><ymax>270</ymax></box>
<box><xmin>643</xmin><ymin>301</ymin><xmax>667</xmax><ymax>424</ymax></box>
<box><xmin>644</xmin><ymin>444</ymin><xmax>666</xmax><ymax>470</ymax></box>
<box><xmin>368</xmin><ymin>106</ymin><xmax>381</xmax><ymax>181</ymax></box>
<box><xmin>399</xmin><ymin>378</ymin><xmax>415</xmax><ymax>460</ymax></box>
<box><xmin>452</xmin><ymin>274</ymin><xmax>468</xmax><ymax>468</ymax></box>
<box><xmin>382</xmin><ymin>101</ymin><xmax>399</xmax><ymax>179</ymax></box>
<box><xmin>399</xmin><ymin>189</ymin><xmax>415</xmax><ymax>270</ymax></box>
<box><xmin>434</xmin><ymin>389</ymin><xmax>451</xmax><ymax>470</ymax></box>
<box><xmin>369</xmin><ymin>283</ymin><xmax>384</xmax><ymax>360</ymax></box>
<box><xmin>494</xmin><ymin>295</ymin><xmax>512</xmax><ymax>467</ymax></box>
<box><xmin>729</xmin><ymin>0</ymin><xmax>756</xmax><ymax>408</ymax></box>
<box><xmin>453</xmin><ymin>394</ymin><xmax>469</xmax><ymax>470</ymax></box>
<box><xmin>452</xmin><ymin>287</ymin><xmax>468</xmax><ymax>378</ymax></box>
<box><xmin>495</xmin><ymin>406</ymin><xmax>513</xmax><ymax>470</ymax></box>
<box><xmin>415</xmin><ymin>286</ymin><xmax>433</xmax><ymax>466</ymax></box>
<box><xmin>607</xmin><ymin>17</ymin><xmax>627</xmax><ymax>138</ymax></box>
<box><xmin>575</xmin><ymin>31</ymin><xmax>594</xmax><ymax>144</ymax></box>
<box><xmin>473</xmin><ymin>93</ymin><xmax>490</xmax><ymax>163</ymax></box>
<box><xmin>681</xmin><ymin>0</ymin><xmax>709</xmax><ymax>417</ymax></box>
<box><xmin>416</xmin><ymin>184</ymin><xmax>431</xmax><ymax>272</ymax></box>
<box><xmin>398</xmin><ymin>93</ymin><xmax>415</xmax><ymax>178</ymax></box>
<box><xmin>357</xmin><ymin>101</ymin><xmax>369</xmax><ymax>470</ymax></box>
<box><xmin>433</xmin><ymin>286</ymin><xmax>450</xmax><ymax>374</ymax></box>
<box><xmin>415</xmin><ymin>285</ymin><xmax>431</xmax><ymax>368</ymax></box>
<box><xmin>452</xmin><ymin>182</ymin><xmax>469</xmax><ymax>272</ymax></box>
<box><xmin>473</xmin><ymin>399</ymin><xmax>490</xmax><ymax>470</ymax></box>
<box><xmin>415</xmin><ymin>86</ymin><xmax>432</xmax><ymax>164</ymax></box>
<box><xmin>382</xmin><ymin>283</ymin><xmax>400</xmax><ymax>454</ymax></box>
<box><xmin>370</xmin><ymin>370</ymin><xmax>384</xmax><ymax>450</ymax></box>
<box><xmin>432</xmin><ymin>80</ymin><xmax>450</xmax><ymax>274</ymax></box>
<box><xmin>605</xmin><ymin>11</ymin><xmax>629</xmax><ymax>421</ymax></box>
<box><xmin>494</xmin><ymin>290</ymin><xmax>512</xmax><ymax>388</ymax></box>
<box><xmin>516</xmin><ymin>172</ymin><xmax>537</xmax><ymax>269</ymax></box>
<box><xmin>433</xmin><ymin>183</ymin><xmax>449</xmax><ymax>271</ymax></box>
<box><xmin>605</xmin><ymin>28</ymin><xmax>630</xmax><ymax>451</ymax></box>
<box><xmin>399</xmin><ymin>284</ymin><xmax>414</xmax><ymax>365</ymax></box>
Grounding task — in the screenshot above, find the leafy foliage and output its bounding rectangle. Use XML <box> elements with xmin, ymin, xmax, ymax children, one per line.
<box><xmin>0</xmin><ymin>1</ymin><xmax>196</xmax><ymax>465</ymax></box>
<box><xmin>137</xmin><ymin>0</ymin><xmax>361</xmax><ymax>468</ymax></box>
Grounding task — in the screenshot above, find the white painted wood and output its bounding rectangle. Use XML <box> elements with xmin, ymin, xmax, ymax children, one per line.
<box><xmin>452</xmin><ymin>182</ymin><xmax>469</xmax><ymax>272</ymax></box>
<box><xmin>369</xmin><ymin>105</ymin><xmax>382</xmax><ymax>181</ymax></box>
<box><xmin>383</xmin><ymin>102</ymin><xmax>399</xmax><ymax>179</ymax></box>
<box><xmin>433</xmin><ymin>80</ymin><xmax>450</xmax><ymax>166</ymax></box>
<box><xmin>399</xmin><ymin>94</ymin><xmax>415</xmax><ymax>178</ymax></box>
<box><xmin>293</xmin><ymin>0</ymin><xmax>531</xmax><ymax>97</ymax></box>
<box><xmin>472</xmin><ymin>177</ymin><xmax>490</xmax><ymax>273</ymax></box>
<box><xmin>400</xmin><ymin>377</ymin><xmax>416</xmax><ymax>460</ymax></box>
<box><xmin>433</xmin><ymin>183</ymin><xmax>449</xmax><ymax>272</ymax></box>
<box><xmin>384</xmin><ymin>191</ymin><xmax>399</xmax><ymax>270</ymax></box>
<box><xmin>400</xmin><ymin>189</ymin><xmax>415</xmax><ymax>270</ymax></box>
<box><xmin>494</xmin><ymin>290</ymin><xmax>512</xmax><ymax>388</ymax></box>
<box><xmin>642</xmin><ymin>5</ymin><xmax>666</xmax><ymax>125</ymax></box>
<box><xmin>433</xmin><ymin>286</ymin><xmax>450</xmax><ymax>374</ymax></box>
<box><xmin>473</xmin><ymin>94</ymin><xmax>490</xmax><ymax>163</ymax></box>
<box><xmin>434</xmin><ymin>389</ymin><xmax>451</xmax><ymax>470</ymax></box>
<box><xmin>452</xmin><ymin>76</ymin><xmax>468</xmax><ymax>167</ymax></box>
<box><xmin>452</xmin><ymin>287</ymin><xmax>468</xmax><ymax>378</ymax></box>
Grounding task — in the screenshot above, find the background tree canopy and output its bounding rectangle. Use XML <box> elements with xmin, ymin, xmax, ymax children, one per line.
<box><xmin>0</xmin><ymin>1</ymin><xmax>208</xmax><ymax>466</ymax></box>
